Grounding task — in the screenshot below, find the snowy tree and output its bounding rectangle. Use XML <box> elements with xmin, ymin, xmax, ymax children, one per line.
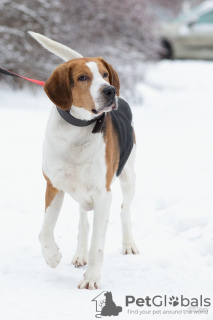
<box><xmin>3</xmin><ymin>0</ymin><xmax>201</xmax><ymax>97</ymax></box>
<box><xmin>0</xmin><ymin>0</ymin><xmax>161</xmax><ymax>94</ymax></box>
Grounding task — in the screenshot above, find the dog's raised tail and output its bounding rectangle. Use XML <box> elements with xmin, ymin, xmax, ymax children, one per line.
<box><xmin>28</xmin><ymin>31</ymin><xmax>83</xmax><ymax>61</ymax></box>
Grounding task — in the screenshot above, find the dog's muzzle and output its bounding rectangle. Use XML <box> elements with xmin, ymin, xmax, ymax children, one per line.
<box><xmin>102</xmin><ymin>85</ymin><xmax>116</xmax><ymax>99</ymax></box>
<box><xmin>102</xmin><ymin>85</ymin><xmax>117</xmax><ymax>110</ymax></box>
<box><xmin>92</xmin><ymin>85</ymin><xmax>117</xmax><ymax>115</ymax></box>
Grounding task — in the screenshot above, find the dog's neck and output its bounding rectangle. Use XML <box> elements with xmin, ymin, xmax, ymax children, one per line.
<box><xmin>57</xmin><ymin>105</ymin><xmax>106</xmax><ymax>134</ymax></box>
<box><xmin>70</xmin><ymin>105</ymin><xmax>97</xmax><ymax>121</ymax></box>
<box><xmin>50</xmin><ymin>107</ymin><xmax>100</xmax><ymax>147</ymax></box>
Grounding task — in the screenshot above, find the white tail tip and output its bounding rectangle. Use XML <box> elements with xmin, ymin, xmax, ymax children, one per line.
<box><xmin>28</xmin><ymin>31</ymin><xmax>83</xmax><ymax>61</ymax></box>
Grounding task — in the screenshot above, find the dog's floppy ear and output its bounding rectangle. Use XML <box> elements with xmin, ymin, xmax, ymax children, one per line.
<box><xmin>44</xmin><ymin>64</ymin><xmax>73</xmax><ymax>110</ymax></box>
<box><xmin>98</xmin><ymin>57</ymin><xmax>120</xmax><ymax>96</ymax></box>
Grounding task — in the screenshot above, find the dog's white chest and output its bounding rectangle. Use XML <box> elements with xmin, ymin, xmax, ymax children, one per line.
<box><xmin>42</xmin><ymin>108</ymin><xmax>107</xmax><ymax>209</ymax></box>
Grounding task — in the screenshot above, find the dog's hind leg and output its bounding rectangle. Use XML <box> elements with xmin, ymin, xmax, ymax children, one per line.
<box><xmin>72</xmin><ymin>206</ymin><xmax>89</xmax><ymax>267</ymax></box>
<box><xmin>119</xmin><ymin>144</ymin><xmax>139</xmax><ymax>254</ymax></box>
<box><xmin>39</xmin><ymin>181</ymin><xmax>64</xmax><ymax>268</ymax></box>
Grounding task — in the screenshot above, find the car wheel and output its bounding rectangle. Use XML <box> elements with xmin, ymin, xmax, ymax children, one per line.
<box><xmin>160</xmin><ymin>39</ymin><xmax>173</xmax><ymax>59</ymax></box>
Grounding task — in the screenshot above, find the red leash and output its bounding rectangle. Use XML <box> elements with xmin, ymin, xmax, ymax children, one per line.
<box><xmin>0</xmin><ymin>67</ymin><xmax>45</xmax><ymax>86</ymax></box>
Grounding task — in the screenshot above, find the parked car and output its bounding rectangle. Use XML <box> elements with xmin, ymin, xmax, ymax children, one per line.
<box><xmin>159</xmin><ymin>1</ymin><xmax>213</xmax><ymax>59</ymax></box>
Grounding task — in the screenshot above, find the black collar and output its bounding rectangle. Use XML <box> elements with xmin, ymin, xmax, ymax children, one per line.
<box><xmin>56</xmin><ymin>107</ymin><xmax>106</xmax><ymax>134</ymax></box>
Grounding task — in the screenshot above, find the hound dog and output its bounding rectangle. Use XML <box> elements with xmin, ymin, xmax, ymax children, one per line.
<box><xmin>29</xmin><ymin>32</ymin><xmax>139</xmax><ymax>289</ymax></box>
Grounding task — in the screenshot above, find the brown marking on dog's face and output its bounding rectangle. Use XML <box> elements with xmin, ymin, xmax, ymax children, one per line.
<box><xmin>44</xmin><ymin>57</ymin><xmax>120</xmax><ymax>113</ymax></box>
<box><xmin>66</xmin><ymin>59</ymin><xmax>95</xmax><ymax>112</ymax></box>
<box><xmin>103</xmin><ymin>114</ymin><xmax>119</xmax><ymax>191</ymax></box>
<box><xmin>43</xmin><ymin>173</ymin><xmax>58</xmax><ymax>211</ymax></box>
<box><xmin>96</xmin><ymin>57</ymin><xmax>120</xmax><ymax>96</ymax></box>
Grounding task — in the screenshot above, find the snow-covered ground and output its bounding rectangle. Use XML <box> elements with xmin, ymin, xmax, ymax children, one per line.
<box><xmin>0</xmin><ymin>60</ymin><xmax>213</xmax><ymax>320</ymax></box>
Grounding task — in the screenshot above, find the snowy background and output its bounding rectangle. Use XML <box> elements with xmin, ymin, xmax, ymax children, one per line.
<box><xmin>0</xmin><ymin>0</ymin><xmax>201</xmax><ymax>101</ymax></box>
<box><xmin>0</xmin><ymin>60</ymin><xmax>213</xmax><ymax>320</ymax></box>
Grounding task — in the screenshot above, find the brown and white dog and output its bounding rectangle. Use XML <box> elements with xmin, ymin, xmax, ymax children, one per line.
<box><xmin>29</xmin><ymin>32</ymin><xmax>139</xmax><ymax>289</ymax></box>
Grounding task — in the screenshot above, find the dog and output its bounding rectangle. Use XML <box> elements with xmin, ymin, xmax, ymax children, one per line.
<box><xmin>29</xmin><ymin>32</ymin><xmax>139</xmax><ymax>289</ymax></box>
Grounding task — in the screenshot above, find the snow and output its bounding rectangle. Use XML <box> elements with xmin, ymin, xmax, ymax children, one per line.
<box><xmin>0</xmin><ymin>60</ymin><xmax>213</xmax><ymax>320</ymax></box>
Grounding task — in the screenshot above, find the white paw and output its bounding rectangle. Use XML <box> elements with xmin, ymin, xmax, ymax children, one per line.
<box><xmin>41</xmin><ymin>242</ymin><xmax>62</xmax><ymax>268</ymax></box>
<box><xmin>72</xmin><ymin>251</ymin><xmax>88</xmax><ymax>267</ymax></box>
<box><xmin>78</xmin><ymin>270</ymin><xmax>101</xmax><ymax>289</ymax></box>
<box><xmin>122</xmin><ymin>242</ymin><xmax>139</xmax><ymax>255</ymax></box>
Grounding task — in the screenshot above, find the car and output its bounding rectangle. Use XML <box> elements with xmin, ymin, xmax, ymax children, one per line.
<box><xmin>159</xmin><ymin>0</ymin><xmax>213</xmax><ymax>59</ymax></box>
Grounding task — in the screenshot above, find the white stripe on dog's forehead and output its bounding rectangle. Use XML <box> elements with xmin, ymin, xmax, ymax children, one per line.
<box><xmin>86</xmin><ymin>61</ymin><xmax>109</xmax><ymax>109</ymax></box>
<box><xmin>86</xmin><ymin>61</ymin><xmax>109</xmax><ymax>85</ymax></box>
<box><xmin>86</xmin><ymin>61</ymin><xmax>102</xmax><ymax>77</ymax></box>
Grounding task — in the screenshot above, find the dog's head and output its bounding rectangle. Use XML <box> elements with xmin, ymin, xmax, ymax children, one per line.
<box><xmin>44</xmin><ymin>57</ymin><xmax>120</xmax><ymax>115</ymax></box>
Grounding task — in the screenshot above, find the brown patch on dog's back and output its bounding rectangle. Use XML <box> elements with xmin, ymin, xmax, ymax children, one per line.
<box><xmin>133</xmin><ymin>127</ymin><xmax>136</xmax><ymax>144</ymax></box>
<box><xmin>43</xmin><ymin>173</ymin><xmax>59</xmax><ymax>211</ymax></box>
<box><xmin>103</xmin><ymin>114</ymin><xmax>119</xmax><ymax>191</ymax></box>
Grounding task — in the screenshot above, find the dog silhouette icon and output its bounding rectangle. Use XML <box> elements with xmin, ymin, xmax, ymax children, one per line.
<box><xmin>101</xmin><ymin>291</ymin><xmax>122</xmax><ymax>316</ymax></box>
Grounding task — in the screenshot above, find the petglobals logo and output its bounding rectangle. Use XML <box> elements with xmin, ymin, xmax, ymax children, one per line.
<box><xmin>92</xmin><ymin>291</ymin><xmax>122</xmax><ymax>318</ymax></box>
<box><xmin>125</xmin><ymin>295</ymin><xmax>211</xmax><ymax>308</ymax></box>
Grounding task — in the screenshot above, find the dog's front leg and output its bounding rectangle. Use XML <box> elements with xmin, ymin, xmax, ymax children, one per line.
<box><xmin>72</xmin><ymin>206</ymin><xmax>89</xmax><ymax>267</ymax></box>
<box><xmin>78</xmin><ymin>191</ymin><xmax>112</xmax><ymax>289</ymax></box>
<box><xmin>39</xmin><ymin>182</ymin><xmax>64</xmax><ymax>268</ymax></box>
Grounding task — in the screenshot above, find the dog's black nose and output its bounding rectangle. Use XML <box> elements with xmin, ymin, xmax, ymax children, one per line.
<box><xmin>102</xmin><ymin>85</ymin><xmax>116</xmax><ymax>97</ymax></box>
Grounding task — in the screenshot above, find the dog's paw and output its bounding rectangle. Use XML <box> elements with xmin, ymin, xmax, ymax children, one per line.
<box><xmin>41</xmin><ymin>242</ymin><xmax>62</xmax><ymax>268</ymax></box>
<box><xmin>78</xmin><ymin>270</ymin><xmax>101</xmax><ymax>289</ymax></box>
<box><xmin>122</xmin><ymin>242</ymin><xmax>139</xmax><ymax>255</ymax></box>
<box><xmin>71</xmin><ymin>251</ymin><xmax>88</xmax><ymax>267</ymax></box>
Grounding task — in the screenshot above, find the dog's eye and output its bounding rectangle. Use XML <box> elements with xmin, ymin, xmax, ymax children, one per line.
<box><xmin>103</xmin><ymin>73</ymin><xmax>108</xmax><ymax>78</ymax></box>
<box><xmin>78</xmin><ymin>75</ymin><xmax>87</xmax><ymax>81</ymax></box>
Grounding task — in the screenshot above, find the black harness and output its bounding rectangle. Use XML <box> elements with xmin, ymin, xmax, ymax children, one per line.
<box><xmin>56</xmin><ymin>107</ymin><xmax>106</xmax><ymax>134</ymax></box>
